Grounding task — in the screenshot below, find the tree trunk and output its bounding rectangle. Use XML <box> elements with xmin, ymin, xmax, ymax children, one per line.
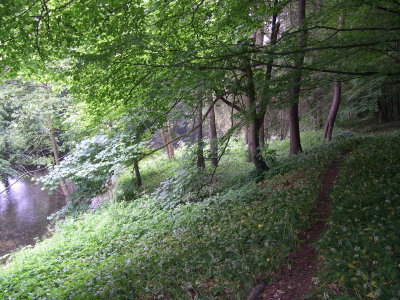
<box><xmin>48</xmin><ymin>115</ymin><xmax>70</xmax><ymax>196</ymax></box>
<box><xmin>288</xmin><ymin>0</ymin><xmax>306</xmax><ymax>155</ymax></box>
<box><xmin>247</xmin><ymin>118</ymin><xmax>268</xmax><ymax>171</ymax></box>
<box><xmin>48</xmin><ymin>121</ymin><xmax>61</xmax><ymax>165</ymax></box>
<box><xmin>324</xmin><ymin>80</ymin><xmax>342</xmax><ymax>140</ymax></box>
<box><xmin>196</xmin><ymin>100</ymin><xmax>206</xmax><ymax>169</ymax></box>
<box><xmin>133</xmin><ymin>159</ymin><xmax>142</xmax><ymax>187</ymax></box>
<box><xmin>377</xmin><ymin>98</ymin><xmax>390</xmax><ymax>123</ymax></box>
<box><xmin>245</xmin><ymin>126</ymin><xmax>252</xmax><ymax>162</ymax></box>
<box><xmin>244</xmin><ymin>66</ymin><xmax>269</xmax><ymax>171</ymax></box>
<box><xmin>260</xmin><ymin>1</ymin><xmax>279</xmax><ymax>148</ymax></box>
<box><xmin>289</xmin><ymin>104</ymin><xmax>302</xmax><ymax>154</ymax></box>
<box><xmin>259</xmin><ymin>121</ymin><xmax>265</xmax><ymax>149</ymax></box>
<box><xmin>44</xmin><ymin>83</ymin><xmax>70</xmax><ymax>197</ymax></box>
<box><xmin>280</xmin><ymin>109</ymin><xmax>287</xmax><ymax>140</ymax></box>
<box><xmin>209</xmin><ymin>103</ymin><xmax>218</xmax><ymax>167</ymax></box>
<box><xmin>161</xmin><ymin>122</ymin><xmax>174</xmax><ymax>159</ymax></box>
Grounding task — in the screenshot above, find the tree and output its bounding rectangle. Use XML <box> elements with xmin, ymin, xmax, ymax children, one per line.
<box><xmin>209</xmin><ymin>102</ymin><xmax>218</xmax><ymax>167</ymax></box>
<box><xmin>196</xmin><ymin>100</ymin><xmax>206</xmax><ymax>169</ymax></box>
<box><xmin>161</xmin><ymin>122</ymin><xmax>174</xmax><ymax>160</ymax></box>
<box><xmin>2</xmin><ymin>0</ymin><xmax>400</xmax><ymax>178</ymax></box>
<box><xmin>288</xmin><ymin>0</ymin><xmax>306</xmax><ymax>155</ymax></box>
<box><xmin>323</xmin><ymin>79</ymin><xmax>341</xmax><ymax>140</ymax></box>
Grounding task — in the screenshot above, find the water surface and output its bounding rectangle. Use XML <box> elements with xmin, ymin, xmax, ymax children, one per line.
<box><xmin>0</xmin><ymin>175</ymin><xmax>65</xmax><ymax>258</ymax></box>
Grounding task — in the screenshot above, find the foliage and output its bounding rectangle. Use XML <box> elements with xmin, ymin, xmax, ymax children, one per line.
<box><xmin>0</xmin><ymin>82</ymin><xmax>73</xmax><ymax>167</ymax></box>
<box><xmin>40</xmin><ymin>134</ymin><xmax>146</xmax><ymax>200</ymax></box>
<box><xmin>0</xmin><ymin>156</ymin><xmax>15</xmax><ymax>182</ymax></box>
<box><xmin>152</xmin><ymin>143</ymin><xmax>214</xmax><ymax>208</ymax></box>
<box><xmin>315</xmin><ymin>131</ymin><xmax>400</xmax><ymax>299</ymax></box>
<box><xmin>0</xmin><ymin>0</ymin><xmax>399</xmax><ymax>298</ymax></box>
<box><xmin>113</xmin><ymin>154</ymin><xmax>178</xmax><ymax>202</ymax></box>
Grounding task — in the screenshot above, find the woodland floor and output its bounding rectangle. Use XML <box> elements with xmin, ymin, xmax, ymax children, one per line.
<box><xmin>251</xmin><ymin>155</ymin><xmax>347</xmax><ymax>300</ymax></box>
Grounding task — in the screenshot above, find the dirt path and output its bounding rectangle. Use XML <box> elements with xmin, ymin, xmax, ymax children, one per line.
<box><xmin>251</xmin><ymin>157</ymin><xmax>345</xmax><ymax>300</ymax></box>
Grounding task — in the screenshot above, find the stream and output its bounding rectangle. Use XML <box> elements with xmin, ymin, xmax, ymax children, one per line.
<box><xmin>0</xmin><ymin>175</ymin><xmax>65</xmax><ymax>258</ymax></box>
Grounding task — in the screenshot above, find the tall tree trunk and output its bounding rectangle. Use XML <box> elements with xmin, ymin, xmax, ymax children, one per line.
<box><xmin>280</xmin><ymin>109</ymin><xmax>287</xmax><ymax>140</ymax></box>
<box><xmin>133</xmin><ymin>159</ymin><xmax>142</xmax><ymax>187</ymax></box>
<box><xmin>260</xmin><ymin>1</ymin><xmax>280</xmax><ymax>149</ymax></box>
<box><xmin>259</xmin><ymin>121</ymin><xmax>265</xmax><ymax>149</ymax></box>
<box><xmin>196</xmin><ymin>100</ymin><xmax>206</xmax><ymax>169</ymax></box>
<box><xmin>247</xmin><ymin>118</ymin><xmax>268</xmax><ymax>171</ymax></box>
<box><xmin>45</xmin><ymin>84</ymin><xmax>70</xmax><ymax>197</ymax></box>
<box><xmin>265</xmin><ymin>115</ymin><xmax>271</xmax><ymax>140</ymax></box>
<box><xmin>209</xmin><ymin>103</ymin><xmax>218</xmax><ymax>167</ymax></box>
<box><xmin>323</xmin><ymin>15</ymin><xmax>344</xmax><ymax>140</ymax></box>
<box><xmin>166</xmin><ymin>121</ymin><xmax>174</xmax><ymax>158</ymax></box>
<box><xmin>288</xmin><ymin>0</ymin><xmax>306</xmax><ymax>155</ymax></box>
<box><xmin>245</xmin><ymin>126</ymin><xmax>252</xmax><ymax>162</ymax></box>
<box><xmin>48</xmin><ymin>115</ymin><xmax>70</xmax><ymax>196</ymax></box>
<box><xmin>377</xmin><ymin>98</ymin><xmax>390</xmax><ymax>123</ymax></box>
<box><xmin>324</xmin><ymin>80</ymin><xmax>342</xmax><ymax>140</ymax></box>
<box><xmin>289</xmin><ymin>104</ymin><xmax>302</xmax><ymax>153</ymax></box>
<box><xmin>161</xmin><ymin>122</ymin><xmax>174</xmax><ymax>159</ymax></box>
<box><xmin>245</xmin><ymin>66</ymin><xmax>269</xmax><ymax>171</ymax></box>
<box><xmin>48</xmin><ymin>121</ymin><xmax>61</xmax><ymax>165</ymax></box>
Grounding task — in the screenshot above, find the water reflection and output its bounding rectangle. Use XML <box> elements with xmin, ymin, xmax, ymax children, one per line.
<box><xmin>0</xmin><ymin>175</ymin><xmax>65</xmax><ymax>257</ymax></box>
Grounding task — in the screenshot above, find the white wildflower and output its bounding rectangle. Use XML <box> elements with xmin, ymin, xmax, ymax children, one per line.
<box><xmin>375</xmin><ymin>289</ymin><xmax>381</xmax><ymax>297</ymax></box>
<box><xmin>312</xmin><ymin>277</ymin><xmax>320</xmax><ymax>285</ymax></box>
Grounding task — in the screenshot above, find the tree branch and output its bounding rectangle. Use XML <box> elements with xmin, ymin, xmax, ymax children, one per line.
<box><xmin>219</xmin><ymin>96</ymin><xmax>243</xmax><ymax>112</ymax></box>
<box><xmin>262</xmin><ymin>62</ymin><xmax>399</xmax><ymax>76</ymax></box>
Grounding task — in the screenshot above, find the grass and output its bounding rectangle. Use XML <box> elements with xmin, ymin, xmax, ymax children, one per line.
<box><xmin>0</xmin><ymin>129</ymin><xmax>398</xmax><ymax>299</ymax></box>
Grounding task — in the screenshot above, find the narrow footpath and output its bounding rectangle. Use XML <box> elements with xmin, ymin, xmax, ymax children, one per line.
<box><xmin>249</xmin><ymin>156</ymin><xmax>346</xmax><ymax>300</ymax></box>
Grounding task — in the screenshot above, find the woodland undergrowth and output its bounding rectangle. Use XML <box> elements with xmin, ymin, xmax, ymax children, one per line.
<box><xmin>1</xmin><ymin>130</ymin><xmax>399</xmax><ymax>299</ymax></box>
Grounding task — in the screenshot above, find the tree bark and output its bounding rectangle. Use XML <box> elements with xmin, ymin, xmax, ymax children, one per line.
<box><xmin>323</xmin><ymin>15</ymin><xmax>344</xmax><ymax>139</ymax></box>
<box><xmin>45</xmin><ymin>85</ymin><xmax>70</xmax><ymax>197</ymax></box>
<box><xmin>48</xmin><ymin>120</ymin><xmax>61</xmax><ymax>165</ymax></box>
<box><xmin>259</xmin><ymin>1</ymin><xmax>280</xmax><ymax>148</ymax></box>
<box><xmin>259</xmin><ymin>121</ymin><xmax>265</xmax><ymax>149</ymax></box>
<box><xmin>288</xmin><ymin>0</ymin><xmax>306</xmax><ymax>155</ymax></box>
<box><xmin>133</xmin><ymin>159</ymin><xmax>142</xmax><ymax>187</ymax></box>
<box><xmin>48</xmin><ymin>117</ymin><xmax>71</xmax><ymax>196</ymax></box>
<box><xmin>209</xmin><ymin>103</ymin><xmax>218</xmax><ymax>167</ymax></box>
<box><xmin>377</xmin><ymin>98</ymin><xmax>391</xmax><ymax>123</ymax></box>
<box><xmin>245</xmin><ymin>66</ymin><xmax>269</xmax><ymax>171</ymax></box>
<box><xmin>196</xmin><ymin>100</ymin><xmax>206</xmax><ymax>169</ymax></box>
<box><xmin>324</xmin><ymin>80</ymin><xmax>342</xmax><ymax>140</ymax></box>
<box><xmin>245</xmin><ymin>126</ymin><xmax>252</xmax><ymax>162</ymax></box>
<box><xmin>280</xmin><ymin>109</ymin><xmax>287</xmax><ymax>140</ymax></box>
<box><xmin>289</xmin><ymin>104</ymin><xmax>302</xmax><ymax>153</ymax></box>
<box><xmin>161</xmin><ymin>122</ymin><xmax>174</xmax><ymax>159</ymax></box>
<box><xmin>247</xmin><ymin>118</ymin><xmax>268</xmax><ymax>171</ymax></box>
